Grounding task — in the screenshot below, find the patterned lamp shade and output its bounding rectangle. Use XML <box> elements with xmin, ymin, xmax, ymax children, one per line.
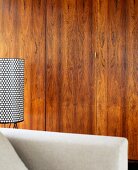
<box><xmin>0</xmin><ymin>58</ymin><xmax>24</xmax><ymax>124</ymax></box>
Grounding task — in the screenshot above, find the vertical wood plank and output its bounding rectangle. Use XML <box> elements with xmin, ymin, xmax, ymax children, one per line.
<box><xmin>96</xmin><ymin>0</ymin><xmax>108</xmax><ymax>135</ymax></box>
<box><xmin>18</xmin><ymin>0</ymin><xmax>46</xmax><ymax>130</ymax></box>
<box><xmin>17</xmin><ymin>0</ymin><xmax>33</xmax><ymax>129</ymax></box>
<box><xmin>75</xmin><ymin>0</ymin><xmax>96</xmax><ymax>134</ymax></box>
<box><xmin>46</xmin><ymin>0</ymin><xmax>62</xmax><ymax>131</ymax></box>
<box><xmin>59</xmin><ymin>0</ymin><xmax>78</xmax><ymax>132</ymax></box>
<box><xmin>0</xmin><ymin>0</ymin><xmax>20</xmax><ymax>128</ymax></box>
<box><xmin>126</xmin><ymin>0</ymin><xmax>138</xmax><ymax>160</ymax></box>
<box><xmin>46</xmin><ymin>0</ymin><xmax>96</xmax><ymax>133</ymax></box>
<box><xmin>107</xmin><ymin>0</ymin><xmax>126</xmax><ymax>137</ymax></box>
<box><xmin>0</xmin><ymin>0</ymin><xmax>18</xmax><ymax>58</ymax></box>
<box><xmin>0</xmin><ymin>0</ymin><xmax>46</xmax><ymax>130</ymax></box>
<box><xmin>30</xmin><ymin>0</ymin><xmax>46</xmax><ymax>130</ymax></box>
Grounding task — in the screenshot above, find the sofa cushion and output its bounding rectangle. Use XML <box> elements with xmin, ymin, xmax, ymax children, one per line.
<box><xmin>0</xmin><ymin>131</ymin><xmax>28</xmax><ymax>170</ymax></box>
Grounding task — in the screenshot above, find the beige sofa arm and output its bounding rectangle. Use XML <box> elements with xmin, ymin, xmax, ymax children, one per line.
<box><xmin>0</xmin><ymin>128</ymin><xmax>128</xmax><ymax>170</ymax></box>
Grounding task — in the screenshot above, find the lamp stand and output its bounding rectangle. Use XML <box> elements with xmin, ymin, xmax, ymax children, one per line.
<box><xmin>3</xmin><ymin>123</ymin><xmax>18</xmax><ymax>129</ymax></box>
<box><xmin>13</xmin><ymin>123</ymin><xmax>18</xmax><ymax>129</ymax></box>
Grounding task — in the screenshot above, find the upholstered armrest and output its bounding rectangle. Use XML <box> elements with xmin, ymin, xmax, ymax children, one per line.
<box><xmin>0</xmin><ymin>128</ymin><xmax>128</xmax><ymax>170</ymax></box>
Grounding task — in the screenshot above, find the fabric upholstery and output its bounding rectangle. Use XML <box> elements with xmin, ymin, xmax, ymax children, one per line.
<box><xmin>0</xmin><ymin>128</ymin><xmax>128</xmax><ymax>170</ymax></box>
<box><xmin>0</xmin><ymin>131</ymin><xmax>28</xmax><ymax>170</ymax></box>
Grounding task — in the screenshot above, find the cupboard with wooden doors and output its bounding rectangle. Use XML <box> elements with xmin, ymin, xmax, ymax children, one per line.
<box><xmin>0</xmin><ymin>0</ymin><xmax>137</xmax><ymax>160</ymax></box>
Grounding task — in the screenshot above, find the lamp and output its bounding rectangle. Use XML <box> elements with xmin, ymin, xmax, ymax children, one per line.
<box><xmin>0</xmin><ymin>58</ymin><xmax>24</xmax><ymax>128</ymax></box>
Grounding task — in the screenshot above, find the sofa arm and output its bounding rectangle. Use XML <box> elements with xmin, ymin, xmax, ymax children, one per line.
<box><xmin>0</xmin><ymin>128</ymin><xmax>128</xmax><ymax>170</ymax></box>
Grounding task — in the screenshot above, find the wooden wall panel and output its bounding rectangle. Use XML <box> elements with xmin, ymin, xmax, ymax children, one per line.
<box><xmin>75</xmin><ymin>0</ymin><xmax>96</xmax><ymax>134</ymax></box>
<box><xmin>107</xmin><ymin>0</ymin><xmax>126</xmax><ymax>137</ymax></box>
<box><xmin>46</xmin><ymin>0</ymin><xmax>138</xmax><ymax>160</ymax></box>
<box><xmin>126</xmin><ymin>0</ymin><xmax>138</xmax><ymax>160</ymax></box>
<box><xmin>58</xmin><ymin>0</ymin><xmax>77</xmax><ymax>132</ymax></box>
<box><xmin>96</xmin><ymin>0</ymin><xmax>126</xmax><ymax>137</ymax></box>
<box><xmin>0</xmin><ymin>0</ymin><xmax>138</xmax><ymax>160</ymax></box>
<box><xmin>0</xmin><ymin>0</ymin><xmax>18</xmax><ymax>57</ymax></box>
<box><xmin>46</xmin><ymin>0</ymin><xmax>96</xmax><ymax>133</ymax></box>
<box><xmin>0</xmin><ymin>0</ymin><xmax>46</xmax><ymax>130</ymax></box>
<box><xmin>0</xmin><ymin>0</ymin><xmax>20</xmax><ymax>128</ymax></box>
<box><xmin>46</xmin><ymin>0</ymin><xmax>62</xmax><ymax>132</ymax></box>
<box><xmin>96</xmin><ymin>0</ymin><xmax>108</xmax><ymax>135</ymax></box>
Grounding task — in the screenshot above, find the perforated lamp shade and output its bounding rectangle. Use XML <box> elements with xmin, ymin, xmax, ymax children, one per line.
<box><xmin>0</xmin><ymin>58</ymin><xmax>24</xmax><ymax>124</ymax></box>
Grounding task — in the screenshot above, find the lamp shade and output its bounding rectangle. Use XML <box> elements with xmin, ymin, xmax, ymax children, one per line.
<box><xmin>0</xmin><ymin>58</ymin><xmax>24</xmax><ymax>124</ymax></box>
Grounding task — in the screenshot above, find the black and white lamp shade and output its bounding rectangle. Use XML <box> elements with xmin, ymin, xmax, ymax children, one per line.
<box><xmin>0</xmin><ymin>58</ymin><xmax>24</xmax><ymax>124</ymax></box>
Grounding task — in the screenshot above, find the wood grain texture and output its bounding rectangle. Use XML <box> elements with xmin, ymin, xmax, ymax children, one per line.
<box><xmin>75</xmin><ymin>0</ymin><xmax>96</xmax><ymax>134</ymax></box>
<box><xmin>96</xmin><ymin>0</ymin><xmax>108</xmax><ymax>135</ymax></box>
<box><xmin>46</xmin><ymin>0</ymin><xmax>96</xmax><ymax>133</ymax></box>
<box><xmin>126</xmin><ymin>0</ymin><xmax>138</xmax><ymax>160</ymax></box>
<box><xmin>46</xmin><ymin>0</ymin><xmax>62</xmax><ymax>132</ymax></box>
<box><xmin>0</xmin><ymin>0</ymin><xmax>138</xmax><ymax>160</ymax></box>
<box><xmin>0</xmin><ymin>0</ymin><xmax>19</xmax><ymax>129</ymax></box>
<box><xmin>0</xmin><ymin>0</ymin><xmax>46</xmax><ymax>130</ymax></box>
<box><xmin>107</xmin><ymin>0</ymin><xmax>126</xmax><ymax>137</ymax></box>
<box><xmin>18</xmin><ymin>0</ymin><xmax>46</xmax><ymax>130</ymax></box>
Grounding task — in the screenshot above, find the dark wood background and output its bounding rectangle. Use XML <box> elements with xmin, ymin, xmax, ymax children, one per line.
<box><xmin>0</xmin><ymin>0</ymin><xmax>137</xmax><ymax>160</ymax></box>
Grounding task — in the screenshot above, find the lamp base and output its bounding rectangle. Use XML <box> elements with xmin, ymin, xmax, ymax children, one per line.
<box><xmin>1</xmin><ymin>122</ymin><xmax>19</xmax><ymax>128</ymax></box>
<box><xmin>13</xmin><ymin>123</ymin><xmax>18</xmax><ymax>129</ymax></box>
<box><xmin>5</xmin><ymin>123</ymin><xmax>18</xmax><ymax>129</ymax></box>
